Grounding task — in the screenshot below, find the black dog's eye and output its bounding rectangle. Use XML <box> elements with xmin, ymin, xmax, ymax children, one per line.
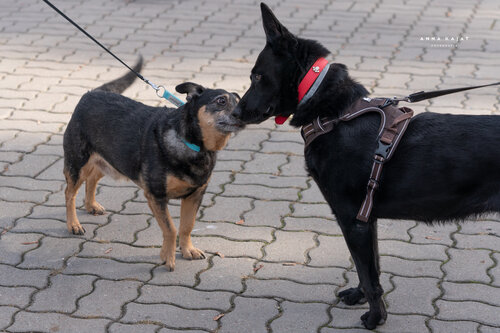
<box><xmin>253</xmin><ymin>74</ymin><xmax>262</xmax><ymax>82</ymax></box>
<box><xmin>216</xmin><ymin>97</ymin><xmax>227</xmax><ymax>106</ymax></box>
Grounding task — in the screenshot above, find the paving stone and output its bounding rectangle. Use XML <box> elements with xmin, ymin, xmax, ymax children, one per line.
<box><xmin>19</xmin><ymin>236</ymin><xmax>83</xmax><ymax>270</ymax></box>
<box><xmin>378</xmin><ymin>219</ymin><xmax>415</xmax><ymax>241</ymax></box>
<box><xmin>454</xmin><ymin>233</ymin><xmax>500</xmax><ymax>251</ymax></box>
<box><xmin>460</xmin><ymin>219</ymin><xmax>500</xmax><ymax>235</ymax></box>
<box><xmin>284</xmin><ymin>216</ymin><xmax>341</xmax><ymax>235</ymax></box>
<box><xmin>4</xmin><ymin>154</ymin><xmax>60</xmax><ymax>177</ymax></box>
<box><xmin>109</xmin><ymin>323</ymin><xmax>160</xmax><ymax>333</ymax></box>
<box><xmin>241</xmin><ymin>200</ymin><xmax>290</xmax><ymax>228</ymax></box>
<box><xmin>443</xmin><ymin>248</ymin><xmax>493</xmax><ymax>283</ymax></box>
<box><xmin>442</xmin><ymin>281</ymin><xmax>500</xmax><ymax>306</ymax></box>
<box><xmin>233</xmin><ymin>173</ymin><xmax>308</xmax><ymax>189</ymax></box>
<box><xmin>292</xmin><ymin>203</ymin><xmax>333</xmax><ymax>219</ymax></box>
<box><xmin>9</xmin><ymin>311</ymin><xmax>109</xmax><ymax>333</ymax></box>
<box><xmin>0</xmin><ymin>201</ymin><xmax>33</xmax><ymax>230</ymax></box>
<box><xmin>79</xmin><ymin>241</ymin><xmax>162</xmax><ymax>264</ymax></box>
<box><xmin>374</xmin><ymin>314</ymin><xmax>430</xmax><ymax>333</ymax></box>
<box><xmin>94</xmin><ymin>186</ymin><xmax>137</xmax><ymax>213</ymax></box>
<box><xmin>436</xmin><ymin>300</ymin><xmax>500</xmax><ymax>327</ymax></box>
<box><xmin>223</xmin><ymin>183</ymin><xmax>299</xmax><ymax>201</ymax></box>
<box><xmin>385</xmin><ymin>276</ymin><xmax>440</xmax><ymax>315</ymax></box>
<box><xmin>0</xmin><ymin>264</ymin><xmax>50</xmax><ymax>288</ymax></box>
<box><xmin>428</xmin><ymin>319</ymin><xmax>479</xmax><ymax>333</ymax></box>
<box><xmin>491</xmin><ymin>253</ymin><xmax>500</xmax><ymax>287</ymax></box>
<box><xmin>264</xmin><ymin>230</ymin><xmax>316</xmax><ymax>263</ymax></box>
<box><xmin>408</xmin><ymin>222</ymin><xmax>457</xmax><ymax>246</ymax></box>
<box><xmin>29</xmin><ymin>274</ymin><xmax>96</xmax><ymax>313</ymax></box>
<box><xmin>480</xmin><ymin>325</ymin><xmax>500</xmax><ymax>333</ymax></box>
<box><xmin>122</xmin><ymin>302</ymin><xmax>219</xmax><ymax>331</ymax></box>
<box><xmin>299</xmin><ymin>183</ymin><xmax>326</xmax><ymax>203</ymax></box>
<box><xmin>0</xmin><ymin>232</ymin><xmax>41</xmax><ymax>265</ymax></box>
<box><xmin>149</xmin><ymin>253</ymin><xmax>209</xmax><ymax>286</ymax></box>
<box><xmin>64</xmin><ymin>257</ymin><xmax>154</xmax><ymax>282</ymax></box>
<box><xmin>270</xmin><ymin>301</ymin><xmax>329</xmax><ymax>333</ymax></box>
<box><xmin>243</xmin><ymin>152</ymin><xmax>288</xmax><ymax>174</ymax></box>
<box><xmin>138</xmin><ymin>285</ymin><xmax>233</xmax><ymax>311</ymax></box>
<box><xmin>308</xmin><ymin>235</ymin><xmax>352</xmax><ymax>268</ymax></box>
<box><xmin>192</xmin><ymin>221</ymin><xmax>273</xmax><ymax>242</ymax></box>
<box><xmin>255</xmin><ymin>262</ymin><xmax>345</xmax><ymax>285</ymax></box>
<box><xmin>0</xmin><ymin>286</ymin><xmax>35</xmax><ymax>307</ymax></box>
<box><xmin>202</xmin><ymin>196</ymin><xmax>253</xmax><ymax>222</ymax></box>
<box><xmin>198</xmin><ymin>257</ymin><xmax>255</xmax><ymax>292</ymax></box>
<box><xmin>219</xmin><ymin>297</ymin><xmax>278</xmax><ymax>333</ymax></box>
<box><xmin>192</xmin><ymin>236</ymin><xmax>264</xmax><ymax>259</ymax></box>
<box><xmin>11</xmin><ymin>217</ymin><xmax>96</xmax><ymax>239</ymax></box>
<box><xmin>280</xmin><ymin>155</ymin><xmax>309</xmax><ymax>176</ymax></box>
<box><xmin>379</xmin><ymin>240</ymin><xmax>448</xmax><ymax>261</ymax></box>
<box><xmin>94</xmin><ymin>213</ymin><xmax>150</xmax><ymax>243</ymax></box>
<box><xmin>380</xmin><ymin>255</ymin><xmax>443</xmax><ymax>278</ymax></box>
<box><xmin>225</xmin><ymin>129</ymin><xmax>269</xmax><ymax>151</ymax></box>
<box><xmin>329</xmin><ymin>307</ymin><xmax>367</xmax><ymax>329</ymax></box>
<box><xmin>75</xmin><ymin>279</ymin><xmax>141</xmax><ymax>319</ymax></box>
<box><xmin>0</xmin><ymin>306</ymin><xmax>17</xmax><ymax>330</ymax></box>
<box><xmin>244</xmin><ymin>279</ymin><xmax>335</xmax><ymax>303</ymax></box>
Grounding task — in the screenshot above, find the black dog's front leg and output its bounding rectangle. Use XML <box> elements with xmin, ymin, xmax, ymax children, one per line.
<box><xmin>337</xmin><ymin>217</ymin><xmax>386</xmax><ymax>330</ymax></box>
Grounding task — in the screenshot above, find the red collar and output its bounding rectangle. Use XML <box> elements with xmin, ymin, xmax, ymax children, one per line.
<box><xmin>275</xmin><ymin>57</ymin><xmax>329</xmax><ymax>125</ymax></box>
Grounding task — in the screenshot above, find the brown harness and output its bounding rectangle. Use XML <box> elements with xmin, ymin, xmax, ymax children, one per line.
<box><xmin>301</xmin><ymin>97</ymin><xmax>414</xmax><ymax>222</ymax></box>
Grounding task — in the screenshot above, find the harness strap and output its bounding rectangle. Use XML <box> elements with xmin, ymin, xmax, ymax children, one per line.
<box><xmin>301</xmin><ymin>97</ymin><xmax>414</xmax><ymax>222</ymax></box>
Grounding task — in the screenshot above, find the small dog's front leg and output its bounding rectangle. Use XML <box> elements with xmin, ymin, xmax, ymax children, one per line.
<box><xmin>146</xmin><ymin>194</ymin><xmax>177</xmax><ymax>271</ymax></box>
<box><xmin>179</xmin><ymin>185</ymin><xmax>207</xmax><ymax>260</ymax></box>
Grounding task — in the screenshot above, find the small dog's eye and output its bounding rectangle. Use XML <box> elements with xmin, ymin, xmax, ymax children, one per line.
<box><xmin>216</xmin><ymin>97</ymin><xmax>227</xmax><ymax>106</ymax></box>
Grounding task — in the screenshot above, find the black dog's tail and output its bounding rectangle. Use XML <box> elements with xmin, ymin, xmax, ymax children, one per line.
<box><xmin>95</xmin><ymin>55</ymin><xmax>143</xmax><ymax>94</ymax></box>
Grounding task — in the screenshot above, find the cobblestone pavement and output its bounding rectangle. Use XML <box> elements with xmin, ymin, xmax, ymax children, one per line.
<box><xmin>1</xmin><ymin>0</ymin><xmax>499</xmax><ymax>332</ymax></box>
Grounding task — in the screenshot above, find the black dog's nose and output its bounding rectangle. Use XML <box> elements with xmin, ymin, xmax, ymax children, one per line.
<box><xmin>232</xmin><ymin>105</ymin><xmax>242</xmax><ymax>119</ymax></box>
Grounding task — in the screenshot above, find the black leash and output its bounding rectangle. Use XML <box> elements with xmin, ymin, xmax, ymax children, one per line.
<box><xmin>41</xmin><ymin>0</ymin><xmax>184</xmax><ymax>107</ymax></box>
<box><xmin>394</xmin><ymin>81</ymin><xmax>500</xmax><ymax>104</ymax></box>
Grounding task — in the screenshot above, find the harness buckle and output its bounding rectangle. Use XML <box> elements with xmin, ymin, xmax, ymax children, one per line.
<box><xmin>374</xmin><ymin>140</ymin><xmax>392</xmax><ymax>159</ymax></box>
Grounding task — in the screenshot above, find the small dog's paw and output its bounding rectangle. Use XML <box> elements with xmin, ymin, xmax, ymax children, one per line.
<box><xmin>86</xmin><ymin>202</ymin><xmax>106</xmax><ymax>215</ymax></box>
<box><xmin>181</xmin><ymin>246</ymin><xmax>206</xmax><ymax>260</ymax></box>
<box><xmin>164</xmin><ymin>260</ymin><xmax>175</xmax><ymax>272</ymax></box>
<box><xmin>68</xmin><ymin>224</ymin><xmax>85</xmax><ymax>235</ymax></box>
<box><xmin>338</xmin><ymin>287</ymin><xmax>366</xmax><ymax>305</ymax></box>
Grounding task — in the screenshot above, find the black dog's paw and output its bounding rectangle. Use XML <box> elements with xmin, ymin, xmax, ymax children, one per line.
<box><xmin>338</xmin><ymin>287</ymin><xmax>366</xmax><ymax>305</ymax></box>
<box><xmin>361</xmin><ymin>310</ymin><xmax>386</xmax><ymax>330</ymax></box>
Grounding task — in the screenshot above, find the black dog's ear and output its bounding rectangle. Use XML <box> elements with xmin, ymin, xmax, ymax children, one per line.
<box><xmin>260</xmin><ymin>3</ymin><xmax>297</xmax><ymax>49</ymax></box>
<box><xmin>176</xmin><ymin>82</ymin><xmax>205</xmax><ymax>102</ymax></box>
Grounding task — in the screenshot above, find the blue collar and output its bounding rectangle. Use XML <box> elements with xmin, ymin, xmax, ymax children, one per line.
<box><xmin>181</xmin><ymin>138</ymin><xmax>201</xmax><ymax>152</ymax></box>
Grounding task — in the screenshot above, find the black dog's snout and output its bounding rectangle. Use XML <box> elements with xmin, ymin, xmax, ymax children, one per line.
<box><xmin>232</xmin><ymin>105</ymin><xmax>243</xmax><ymax>119</ymax></box>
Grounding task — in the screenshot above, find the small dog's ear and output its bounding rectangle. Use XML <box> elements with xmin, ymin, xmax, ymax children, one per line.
<box><xmin>231</xmin><ymin>92</ymin><xmax>241</xmax><ymax>101</ymax></box>
<box><xmin>176</xmin><ymin>82</ymin><xmax>205</xmax><ymax>102</ymax></box>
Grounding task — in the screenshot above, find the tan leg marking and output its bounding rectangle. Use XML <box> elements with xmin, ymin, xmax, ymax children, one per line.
<box><xmin>145</xmin><ymin>192</ymin><xmax>177</xmax><ymax>271</ymax></box>
<box><xmin>166</xmin><ymin>175</ymin><xmax>195</xmax><ymax>199</ymax></box>
<box><xmin>197</xmin><ymin>105</ymin><xmax>231</xmax><ymax>151</ymax></box>
<box><xmin>179</xmin><ymin>185</ymin><xmax>207</xmax><ymax>260</ymax></box>
<box><xmin>85</xmin><ymin>168</ymin><xmax>105</xmax><ymax>215</ymax></box>
<box><xmin>64</xmin><ymin>165</ymin><xmax>90</xmax><ymax>235</ymax></box>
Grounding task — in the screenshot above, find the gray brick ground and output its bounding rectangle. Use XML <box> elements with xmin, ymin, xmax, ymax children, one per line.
<box><xmin>270</xmin><ymin>301</ymin><xmax>330</xmax><ymax>333</ymax></box>
<box><xmin>138</xmin><ymin>285</ymin><xmax>233</xmax><ymax>311</ymax></box>
<box><xmin>1</xmin><ymin>0</ymin><xmax>500</xmax><ymax>331</ymax></box>
<box><xmin>122</xmin><ymin>302</ymin><xmax>219</xmax><ymax>331</ymax></box>
<box><xmin>29</xmin><ymin>274</ymin><xmax>96</xmax><ymax>313</ymax></box>
<box><xmin>9</xmin><ymin>311</ymin><xmax>109</xmax><ymax>333</ymax></box>
<box><xmin>219</xmin><ymin>297</ymin><xmax>278</xmax><ymax>333</ymax></box>
<box><xmin>75</xmin><ymin>279</ymin><xmax>141</xmax><ymax>319</ymax></box>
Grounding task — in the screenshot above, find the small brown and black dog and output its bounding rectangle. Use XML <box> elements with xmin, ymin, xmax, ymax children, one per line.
<box><xmin>63</xmin><ymin>57</ymin><xmax>244</xmax><ymax>271</ymax></box>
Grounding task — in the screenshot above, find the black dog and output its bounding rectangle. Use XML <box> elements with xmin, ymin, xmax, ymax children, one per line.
<box><xmin>64</xmin><ymin>57</ymin><xmax>243</xmax><ymax>271</ymax></box>
<box><xmin>233</xmin><ymin>3</ymin><xmax>500</xmax><ymax>329</ymax></box>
